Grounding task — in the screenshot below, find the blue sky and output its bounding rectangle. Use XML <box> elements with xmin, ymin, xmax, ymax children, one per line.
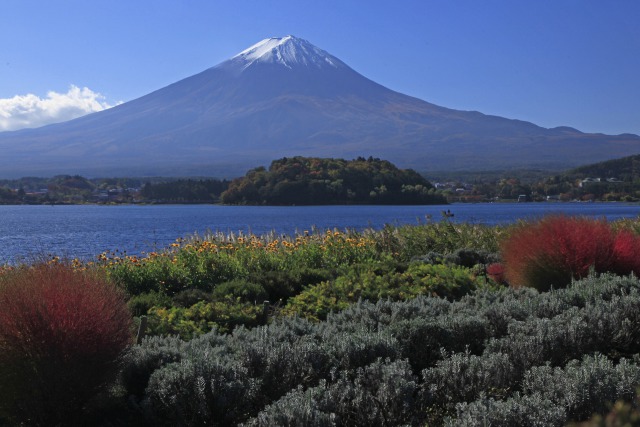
<box><xmin>1</xmin><ymin>0</ymin><xmax>639</xmax><ymax>134</ymax></box>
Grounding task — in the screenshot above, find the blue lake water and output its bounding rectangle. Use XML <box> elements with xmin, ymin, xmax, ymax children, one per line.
<box><xmin>1</xmin><ymin>203</ymin><xmax>639</xmax><ymax>263</ymax></box>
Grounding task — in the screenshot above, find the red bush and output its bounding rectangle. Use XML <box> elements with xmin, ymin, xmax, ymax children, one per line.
<box><xmin>0</xmin><ymin>263</ymin><xmax>133</xmax><ymax>425</ymax></box>
<box><xmin>486</xmin><ymin>263</ymin><xmax>507</xmax><ymax>285</ymax></box>
<box><xmin>613</xmin><ymin>230</ymin><xmax>640</xmax><ymax>276</ymax></box>
<box><xmin>500</xmin><ymin>216</ymin><xmax>639</xmax><ymax>291</ymax></box>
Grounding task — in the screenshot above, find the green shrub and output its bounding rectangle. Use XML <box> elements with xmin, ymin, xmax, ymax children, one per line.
<box><xmin>172</xmin><ymin>288</ymin><xmax>213</xmax><ymax>307</ymax></box>
<box><xmin>147</xmin><ymin>300</ymin><xmax>264</xmax><ymax>338</ymax></box>
<box><xmin>284</xmin><ymin>262</ymin><xmax>485</xmax><ymax>321</ymax></box>
<box><xmin>373</xmin><ymin>221</ymin><xmax>504</xmax><ymax>262</ymax></box>
<box><xmin>107</xmin><ymin>254</ymin><xmax>193</xmax><ymax>296</ymax></box>
<box><xmin>212</xmin><ymin>279</ymin><xmax>268</xmax><ymax>303</ymax></box>
<box><xmin>249</xmin><ymin>267</ymin><xmax>336</xmax><ymax>303</ymax></box>
<box><xmin>572</xmin><ymin>398</ymin><xmax>640</xmax><ymax>426</ymax></box>
<box><xmin>128</xmin><ymin>290</ymin><xmax>172</xmax><ymax>316</ymax></box>
<box><xmin>443</xmin><ymin>247</ymin><xmax>500</xmax><ymax>268</ymax></box>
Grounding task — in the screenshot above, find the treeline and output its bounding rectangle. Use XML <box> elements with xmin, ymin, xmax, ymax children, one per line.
<box><xmin>221</xmin><ymin>156</ymin><xmax>447</xmax><ymax>205</ymax></box>
<box><xmin>430</xmin><ymin>153</ymin><xmax>640</xmax><ymax>202</ymax></box>
<box><xmin>140</xmin><ymin>179</ymin><xmax>230</xmax><ymax>203</ymax></box>
<box><xmin>570</xmin><ymin>153</ymin><xmax>640</xmax><ymax>180</ymax></box>
<box><xmin>515</xmin><ymin>154</ymin><xmax>640</xmax><ymax>202</ymax></box>
<box><xmin>0</xmin><ymin>175</ymin><xmax>230</xmax><ymax>204</ymax></box>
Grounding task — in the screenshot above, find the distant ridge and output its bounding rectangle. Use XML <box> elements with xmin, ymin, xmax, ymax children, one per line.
<box><xmin>566</xmin><ymin>153</ymin><xmax>640</xmax><ymax>180</ymax></box>
<box><xmin>0</xmin><ymin>35</ymin><xmax>638</xmax><ymax>178</ymax></box>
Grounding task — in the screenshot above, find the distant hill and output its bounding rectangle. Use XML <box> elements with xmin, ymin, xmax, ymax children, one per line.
<box><xmin>565</xmin><ymin>154</ymin><xmax>640</xmax><ymax>181</ymax></box>
<box><xmin>0</xmin><ymin>35</ymin><xmax>638</xmax><ymax>178</ymax></box>
<box><xmin>527</xmin><ymin>153</ymin><xmax>640</xmax><ymax>202</ymax></box>
<box><xmin>221</xmin><ymin>156</ymin><xmax>446</xmax><ymax>205</ymax></box>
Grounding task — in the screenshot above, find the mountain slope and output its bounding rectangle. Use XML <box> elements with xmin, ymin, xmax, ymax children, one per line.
<box><xmin>0</xmin><ymin>35</ymin><xmax>638</xmax><ymax>178</ymax></box>
<box><xmin>565</xmin><ymin>154</ymin><xmax>640</xmax><ymax>180</ymax></box>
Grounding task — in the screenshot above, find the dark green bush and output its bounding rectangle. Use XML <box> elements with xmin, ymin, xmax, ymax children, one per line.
<box><xmin>443</xmin><ymin>247</ymin><xmax>500</xmax><ymax>268</ymax></box>
<box><xmin>211</xmin><ymin>279</ymin><xmax>268</xmax><ymax>303</ymax></box>
<box><xmin>572</xmin><ymin>398</ymin><xmax>640</xmax><ymax>426</ymax></box>
<box><xmin>411</xmin><ymin>251</ymin><xmax>444</xmax><ymax>264</ymax></box>
<box><xmin>172</xmin><ymin>288</ymin><xmax>213</xmax><ymax>307</ymax></box>
<box><xmin>458</xmin><ymin>287</ymin><xmax>535</xmax><ymax>337</ymax></box>
<box><xmin>128</xmin><ymin>290</ymin><xmax>172</xmax><ymax>316</ymax></box>
<box><xmin>147</xmin><ymin>300</ymin><xmax>264</xmax><ymax>338</ymax></box>
<box><xmin>250</xmin><ymin>267</ymin><xmax>336</xmax><ymax>303</ymax></box>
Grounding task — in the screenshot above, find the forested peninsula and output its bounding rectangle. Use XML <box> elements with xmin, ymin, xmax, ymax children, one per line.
<box><xmin>220</xmin><ymin>156</ymin><xmax>447</xmax><ymax>205</ymax></box>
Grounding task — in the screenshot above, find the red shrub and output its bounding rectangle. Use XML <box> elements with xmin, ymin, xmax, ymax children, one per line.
<box><xmin>486</xmin><ymin>263</ymin><xmax>507</xmax><ymax>285</ymax></box>
<box><xmin>501</xmin><ymin>216</ymin><xmax>621</xmax><ymax>291</ymax></box>
<box><xmin>0</xmin><ymin>263</ymin><xmax>133</xmax><ymax>425</ymax></box>
<box><xmin>612</xmin><ymin>230</ymin><xmax>640</xmax><ymax>276</ymax></box>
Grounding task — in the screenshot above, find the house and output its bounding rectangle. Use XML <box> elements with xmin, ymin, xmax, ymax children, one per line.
<box><xmin>580</xmin><ymin>177</ymin><xmax>623</xmax><ymax>188</ymax></box>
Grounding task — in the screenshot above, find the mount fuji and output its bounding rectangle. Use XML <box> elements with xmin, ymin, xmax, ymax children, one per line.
<box><xmin>0</xmin><ymin>35</ymin><xmax>638</xmax><ymax>178</ymax></box>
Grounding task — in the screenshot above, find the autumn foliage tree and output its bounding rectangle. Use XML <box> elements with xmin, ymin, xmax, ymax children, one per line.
<box><xmin>221</xmin><ymin>156</ymin><xmax>446</xmax><ymax>205</ymax></box>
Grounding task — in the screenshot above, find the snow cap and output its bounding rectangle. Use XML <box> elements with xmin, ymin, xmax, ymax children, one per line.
<box><xmin>232</xmin><ymin>36</ymin><xmax>344</xmax><ymax>70</ymax></box>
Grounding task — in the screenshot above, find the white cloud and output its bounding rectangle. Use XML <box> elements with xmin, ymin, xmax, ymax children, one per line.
<box><xmin>0</xmin><ymin>85</ymin><xmax>119</xmax><ymax>131</ymax></box>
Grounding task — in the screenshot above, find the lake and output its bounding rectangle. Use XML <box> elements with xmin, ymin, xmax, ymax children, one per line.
<box><xmin>1</xmin><ymin>202</ymin><xmax>639</xmax><ymax>263</ymax></box>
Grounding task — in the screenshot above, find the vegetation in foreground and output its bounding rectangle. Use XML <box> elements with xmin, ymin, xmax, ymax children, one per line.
<box><xmin>0</xmin><ymin>263</ymin><xmax>133</xmax><ymax>426</ymax></box>
<box><xmin>1</xmin><ymin>216</ymin><xmax>640</xmax><ymax>425</ymax></box>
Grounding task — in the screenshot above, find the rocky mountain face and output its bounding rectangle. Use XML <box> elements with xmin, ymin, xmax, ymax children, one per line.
<box><xmin>0</xmin><ymin>35</ymin><xmax>638</xmax><ymax>178</ymax></box>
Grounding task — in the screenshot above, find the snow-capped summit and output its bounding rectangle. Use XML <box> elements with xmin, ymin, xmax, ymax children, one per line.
<box><xmin>231</xmin><ymin>35</ymin><xmax>346</xmax><ymax>70</ymax></box>
<box><xmin>0</xmin><ymin>35</ymin><xmax>638</xmax><ymax>178</ymax></box>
